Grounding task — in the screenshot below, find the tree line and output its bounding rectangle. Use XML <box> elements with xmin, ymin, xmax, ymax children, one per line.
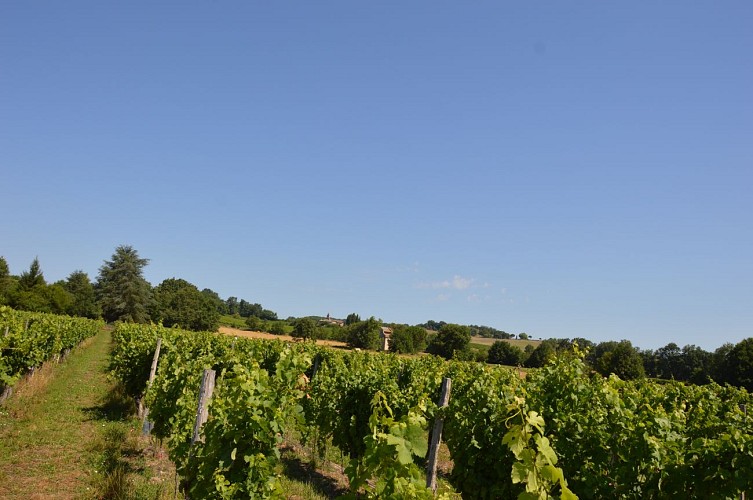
<box><xmin>3</xmin><ymin>246</ymin><xmax>751</xmax><ymax>391</ymax></box>
<box><xmin>0</xmin><ymin>245</ymin><xmax>278</xmax><ymax>333</ymax></box>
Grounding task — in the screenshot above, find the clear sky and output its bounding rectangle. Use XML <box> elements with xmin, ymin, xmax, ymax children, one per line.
<box><xmin>2</xmin><ymin>1</ymin><xmax>751</xmax><ymax>350</ymax></box>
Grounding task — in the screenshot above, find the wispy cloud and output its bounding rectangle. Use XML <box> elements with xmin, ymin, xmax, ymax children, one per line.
<box><xmin>417</xmin><ymin>274</ymin><xmax>476</xmax><ymax>290</ymax></box>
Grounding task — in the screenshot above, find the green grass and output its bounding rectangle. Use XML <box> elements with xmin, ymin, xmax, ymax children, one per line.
<box><xmin>218</xmin><ymin>314</ymin><xmax>248</xmax><ymax>329</ymax></box>
<box><xmin>470</xmin><ymin>336</ymin><xmax>541</xmax><ymax>350</ymax></box>
<box><xmin>0</xmin><ymin>330</ymin><xmax>174</xmax><ymax>499</ymax></box>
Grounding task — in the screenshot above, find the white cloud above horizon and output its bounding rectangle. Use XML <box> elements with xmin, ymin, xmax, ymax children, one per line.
<box><xmin>417</xmin><ymin>275</ymin><xmax>476</xmax><ymax>290</ymax></box>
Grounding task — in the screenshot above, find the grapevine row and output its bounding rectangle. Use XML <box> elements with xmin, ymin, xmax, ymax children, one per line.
<box><xmin>111</xmin><ymin>324</ymin><xmax>752</xmax><ymax>499</ymax></box>
<box><xmin>0</xmin><ymin>306</ymin><xmax>104</xmax><ymax>392</ymax></box>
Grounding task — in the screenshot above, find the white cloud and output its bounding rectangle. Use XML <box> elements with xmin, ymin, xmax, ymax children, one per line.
<box><xmin>435</xmin><ymin>293</ymin><xmax>450</xmax><ymax>302</ymax></box>
<box><xmin>451</xmin><ymin>275</ymin><xmax>473</xmax><ymax>290</ymax></box>
<box><xmin>417</xmin><ymin>274</ymin><xmax>476</xmax><ymax>290</ymax></box>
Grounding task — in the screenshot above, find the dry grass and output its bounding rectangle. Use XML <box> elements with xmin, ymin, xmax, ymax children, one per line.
<box><xmin>218</xmin><ymin>326</ymin><xmax>348</xmax><ymax>348</ymax></box>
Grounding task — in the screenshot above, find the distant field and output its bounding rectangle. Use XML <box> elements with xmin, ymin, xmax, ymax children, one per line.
<box><xmin>470</xmin><ymin>337</ymin><xmax>541</xmax><ymax>350</ymax></box>
<box><xmin>218</xmin><ymin>326</ymin><xmax>347</xmax><ymax>348</ymax></box>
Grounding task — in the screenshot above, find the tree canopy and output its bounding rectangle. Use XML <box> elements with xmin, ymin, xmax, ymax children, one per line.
<box><xmin>346</xmin><ymin>317</ymin><xmax>382</xmax><ymax>350</ymax></box>
<box><xmin>96</xmin><ymin>245</ymin><xmax>153</xmax><ymax>323</ymax></box>
<box><xmin>389</xmin><ymin>325</ymin><xmax>428</xmax><ymax>354</ymax></box>
<box><xmin>488</xmin><ymin>341</ymin><xmax>524</xmax><ymax>366</ymax></box>
<box><xmin>152</xmin><ymin>278</ymin><xmax>219</xmax><ymax>331</ymax></box>
<box><xmin>427</xmin><ymin>323</ymin><xmax>471</xmax><ymax>360</ymax></box>
<box><xmin>292</xmin><ymin>317</ymin><xmax>319</xmax><ymax>340</ymax></box>
<box><xmin>63</xmin><ymin>270</ymin><xmax>100</xmax><ymax>318</ymax></box>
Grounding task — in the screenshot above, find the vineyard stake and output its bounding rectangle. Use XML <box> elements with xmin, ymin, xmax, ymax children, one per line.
<box><xmin>426</xmin><ymin>377</ymin><xmax>452</xmax><ymax>492</ymax></box>
<box><xmin>141</xmin><ymin>338</ymin><xmax>162</xmax><ymax>435</ymax></box>
<box><xmin>191</xmin><ymin>368</ymin><xmax>216</xmax><ymax>445</ymax></box>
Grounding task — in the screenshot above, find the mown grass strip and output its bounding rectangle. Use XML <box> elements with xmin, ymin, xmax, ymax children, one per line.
<box><xmin>0</xmin><ymin>330</ymin><xmax>173</xmax><ymax>499</ymax></box>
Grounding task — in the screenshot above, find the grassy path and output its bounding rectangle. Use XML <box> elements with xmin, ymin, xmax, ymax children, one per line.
<box><xmin>0</xmin><ymin>330</ymin><xmax>171</xmax><ymax>499</ymax></box>
<box><xmin>0</xmin><ymin>331</ymin><xmax>113</xmax><ymax>498</ymax></box>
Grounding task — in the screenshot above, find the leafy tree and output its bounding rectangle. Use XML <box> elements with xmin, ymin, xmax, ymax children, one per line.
<box><xmin>96</xmin><ymin>245</ymin><xmax>153</xmax><ymax>323</ymax></box>
<box><xmin>588</xmin><ymin>340</ymin><xmax>644</xmax><ymax>380</ymax></box>
<box><xmin>426</xmin><ymin>323</ymin><xmax>471</xmax><ymax>360</ymax></box>
<box><xmin>518</xmin><ymin>332</ymin><xmax>529</xmax><ymax>340</ymax></box>
<box><xmin>681</xmin><ymin>344</ymin><xmax>712</xmax><ymax>384</ymax></box>
<box><xmin>45</xmin><ymin>283</ymin><xmax>73</xmax><ymax>315</ymax></box>
<box><xmin>420</xmin><ymin>320</ymin><xmax>447</xmax><ymax>331</ymax></box>
<box><xmin>201</xmin><ymin>288</ymin><xmax>228</xmax><ymax>315</ymax></box>
<box><xmin>269</xmin><ymin>321</ymin><xmax>287</xmax><ymax>335</ymax></box>
<box><xmin>152</xmin><ymin>278</ymin><xmax>219</xmax><ymax>331</ymax></box>
<box><xmin>488</xmin><ymin>341</ymin><xmax>524</xmax><ymax>366</ymax></box>
<box><xmin>609</xmin><ymin>340</ymin><xmax>645</xmax><ymax>380</ymax></box>
<box><xmin>259</xmin><ymin>308</ymin><xmax>278</xmax><ymax>321</ymax></box>
<box><xmin>225</xmin><ymin>296</ymin><xmax>239</xmax><ymax>315</ymax></box>
<box><xmin>0</xmin><ymin>257</ymin><xmax>15</xmax><ymax>304</ymax></box>
<box><xmin>63</xmin><ymin>270</ymin><xmax>100</xmax><ymax>318</ymax></box>
<box><xmin>17</xmin><ymin>257</ymin><xmax>45</xmax><ymax>291</ymax></box>
<box><xmin>710</xmin><ymin>342</ymin><xmax>735</xmax><ymax>384</ymax></box>
<box><xmin>238</xmin><ymin>299</ymin><xmax>260</xmax><ymax>318</ymax></box>
<box><xmin>245</xmin><ymin>315</ymin><xmax>263</xmax><ymax>331</ymax></box>
<box><xmin>654</xmin><ymin>342</ymin><xmax>682</xmax><ymax>380</ymax></box>
<box><xmin>12</xmin><ymin>258</ymin><xmax>52</xmax><ymax>312</ymax></box>
<box><xmin>389</xmin><ymin>325</ymin><xmax>428</xmax><ymax>354</ymax></box>
<box><xmin>469</xmin><ymin>324</ymin><xmax>512</xmax><ymax>339</ymax></box>
<box><xmin>292</xmin><ymin>317</ymin><xmax>318</xmax><ymax>340</ymax></box>
<box><xmin>524</xmin><ymin>340</ymin><xmax>557</xmax><ymax>368</ymax></box>
<box><xmin>725</xmin><ymin>338</ymin><xmax>753</xmax><ymax>391</ymax></box>
<box><xmin>345</xmin><ymin>313</ymin><xmax>361</xmax><ymax>326</ymax></box>
<box><xmin>347</xmin><ymin>317</ymin><xmax>382</xmax><ymax>350</ymax></box>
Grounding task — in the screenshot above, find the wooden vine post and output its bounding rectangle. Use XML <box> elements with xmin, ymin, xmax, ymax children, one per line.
<box><xmin>141</xmin><ymin>338</ymin><xmax>162</xmax><ymax>435</ymax></box>
<box><xmin>426</xmin><ymin>377</ymin><xmax>452</xmax><ymax>492</ymax></box>
<box><xmin>191</xmin><ymin>368</ymin><xmax>216</xmax><ymax>445</ymax></box>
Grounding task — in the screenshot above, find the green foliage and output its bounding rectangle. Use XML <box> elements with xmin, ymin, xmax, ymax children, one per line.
<box><xmin>0</xmin><ymin>306</ymin><xmax>103</xmax><ymax>390</ymax></box>
<box><xmin>347</xmin><ymin>317</ymin><xmax>382</xmax><ymax>350</ymax></box>
<box><xmin>96</xmin><ymin>245</ymin><xmax>153</xmax><ymax>323</ymax></box>
<box><xmin>245</xmin><ymin>315</ymin><xmax>262</xmax><ymax>331</ymax></box>
<box><xmin>344</xmin><ymin>393</ymin><xmax>438</xmax><ymax>499</ymax></box>
<box><xmin>524</xmin><ymin>340</ymin><xmax>558</xmax><ymax>368</ymax></box>
<box><xmin>268</xmin><ymin>321</ymin><xmax>288</xmax><ymax>335</ymax></box>
<box><xmin>238</xmin><ymin>300</ymin><xmax>278</xmax><ymax>320</ymax></box>
<box><xmin>587</xmin><ymin>340</ymin><xmax>645</xmax><ymax>380</ymax></box>
<box><xmin>470</xmin><ymin>324</ymin><xmax>513</xmax><ymax>339</ymax></box>
<box><xmin>186</xmin><ymin>348</ymin><xmax>311</xmax><ymax>499</ymax></box>
<box><xmin>9</xmin><ymin>257</ymin><xmax>64</xmax><ymax>314</ymax></box>
<box><xmin>488</xmin><ymin>341</ymin><xmax>524</xmax><ymax>366</ymax></box>
<box><xmin>389</xmin><ymin>325</ymin><xmax>428</xmax><ymax>354</ymax></box>
<box><xmin>725</xmin><ymin>338</ymin><xmax>753</xmax><ymax>391</ymax></box>
<box><xmin>292</xmin><ymin>317</ymin><xmax>318</xmax><ymax>340</ymax></box>
<box><xmin>502</xmin><ymin>405</ymin><xmax>577</xmax><ymax>500</ymax></box>
<box><xmin>110</xmin><ymin>325</ymin><xmax>753</xmax><ymax>500</ymax></box>
<box><xmin>427</xmin><ymin>324</ymin><xmax>471</xmax><ymax>360</ymax></box>
<box><xmin>63</xmin><ymin>270</ymin><xmax>100</xmax><ymax>318</ymax></box>
<box><xmin>201</xmin><ymin>288</ymin><xmax>228</xmax><ymax>315</ymax></box>
<box><xmin>17</xmin><ymin>257</ymin><xmax>46</xmax><ymax>291</ymax></box>
<box><xmin>152</xmin><ymin>278</ymin><xmax>219</xmax><ymax>332</ymax></box>
<box><xmin>345</xmin><ymin>313</ymin><xmax>361</xmax><ymax>326</ymax></box>
<box><xmin>0</xmin><ymin>257</ymin><xmax>14</xmax><ymax>305</ymax></box>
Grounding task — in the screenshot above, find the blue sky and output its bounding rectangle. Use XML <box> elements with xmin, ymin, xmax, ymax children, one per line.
<box><xmin>2</xmin><ymin>1</ymin><xmax>751</xmax><ymax>350</ymax></box>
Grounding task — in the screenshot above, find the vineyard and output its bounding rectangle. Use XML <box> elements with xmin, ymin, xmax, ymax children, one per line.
<box><xmin>106</xmin><ymin>323</ymin><xmax>753</xmax><ymax>499</ymax></box>
<box><xmin>0</xmin><ymin>306</ymin><xmax>104</xmax><ymax>397</ymax></box>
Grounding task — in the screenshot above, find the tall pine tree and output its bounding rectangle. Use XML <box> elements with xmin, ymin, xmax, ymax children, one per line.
<box><xmin>96</xmin><ymin>245</ymin><xmax>153</xmax><ymax>323</ymax></box>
